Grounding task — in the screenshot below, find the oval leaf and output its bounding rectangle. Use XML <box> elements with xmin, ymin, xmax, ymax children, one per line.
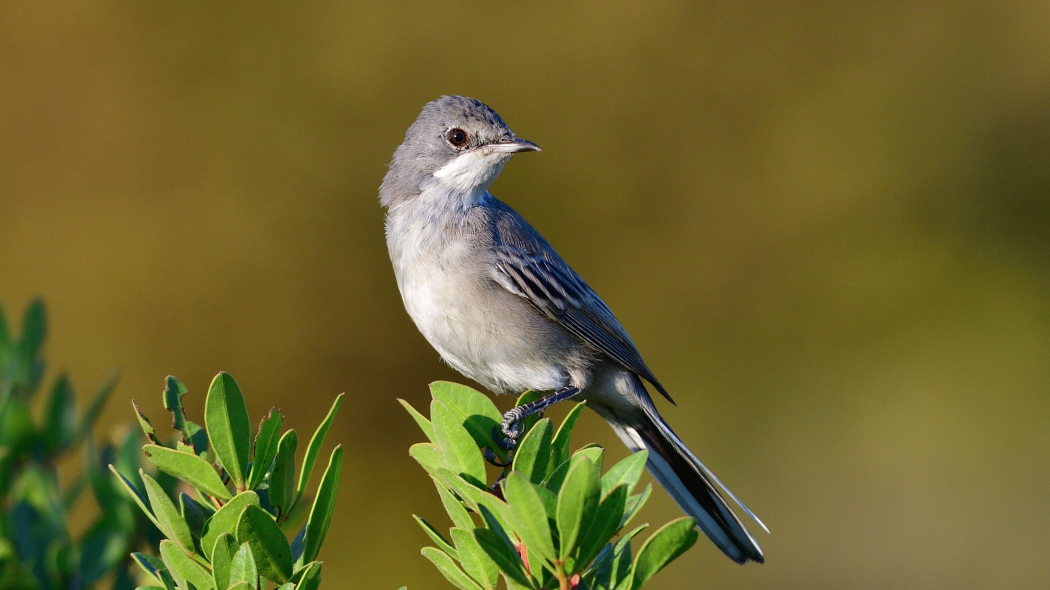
<box><xmin>502</xmin><ymin>473</ymin><xmax>556</xmax><ymax>565</ymax></box>
<box><xmin>473</xmin><ymin>528</ymin><xmax>531</xmax><ymax>588</ymax></box>
<box><xmin>511</xmin><ymin>418</ymin><xmax>552</xmax><ymax>485</ymax></box>
<box><xmin>140</xmin><ymin>470</ymin><xmax>195</xmax><ymax>552</ymax></box>
<box><xmin>601</xmin><ymin>450</ymin><xmax>648</xmax><ymax>497</ymax></box>
<box><xmin>200</xmin><ymin>491</ymin><xmax>260</xmax><ymax>561</ymax></box>
<box><xmin>145</xmin><ymin>445</ymin><xmax>232</xmax><ymax>500</ymax></box>
<box><xmin>159</xmin><ymin>539</ymin><xmax>214</xmax><ymax>590</ymax></box>
<box><xmin>451</xmin><ymin>527</ymin><xmax>498</xmax><ymax>589</ymax></box>
<box><xmin>430</xmin><ymin>381</ymin><xmax>506</xmax><ymax>462</ymax></box>
<box><xmin>431</xmin><ymin>400</ymin><xmax>486</xmax><ymax>487</ymax></box>
<box><xmin>268</xmin><ymin>430</ymin><xmax>298</xmax><ymax>520</ymax></box>
<box><xmin>549</xmin><ymin>402</ymin><xmax>586</xmax><ymax>477</ymax></box>
<box><xmin>229</xmin><ymin>542</ymin><xmax>258</xmax><ymax>589</ymax></box>
<box><xmin>630</xmin><ymin>517</ymin><xmax>699</xmax><ymax>589</ymax></box>
<box><xmin>576</xmin><ymin>484</ymin><xmax>628</xmax><ymax>567</ymax></box>
<box><xmin>205</xmin><ymin>372</ymin><xmax>251</xmax><ymax>489</ymax></box>
<box><xmin>237</xmin><ymin>504</ymin><xmax>292</xmax><ymax>583</ymax></box>
<box><xmin>248</xmin><ymin>409</ymin><xmax>283</xmax><ymax>490</ymax></box>
<box><xmin>421</xmin><ymin>547</ymin><xmax>483</xmax><ymax>590</ymax></box>
<box><xmin>556</xmin><ymin>456</ymin><xmax>600</xmax><ymax>560</ymax></box>
<box><xmin>294</xmin><ymin>561</ymin><xmax>322</xmax><ymax>590</ymax></box>
<box><xmin>210</xmin><ymin>533</ymin><xmax>237</xmax><ymax>590</ymax></box>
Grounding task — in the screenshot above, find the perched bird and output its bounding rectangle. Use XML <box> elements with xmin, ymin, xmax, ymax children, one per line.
<box><xmin>380</xmin><ymin>95</ymin><xmax>767</xmax><ymax>564</ymax></box>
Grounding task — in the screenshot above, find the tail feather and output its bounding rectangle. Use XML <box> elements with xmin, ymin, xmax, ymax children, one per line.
<box><xmin>610</xmin><ymin>414</ymin><xmax>765</xmax><ymax>564</ymax></box>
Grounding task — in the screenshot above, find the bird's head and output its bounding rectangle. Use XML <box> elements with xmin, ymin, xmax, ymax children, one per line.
<box><xmin>380</xmin><ymin>96</ymin><xmax>540</xmax><ymax>207</ymax></box>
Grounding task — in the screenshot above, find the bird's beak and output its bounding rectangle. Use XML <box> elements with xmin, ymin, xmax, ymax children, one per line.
<box><xmin>488</xmin><ymin>137</ymin><xmax>541</xmax><ymax>153</ymax></box>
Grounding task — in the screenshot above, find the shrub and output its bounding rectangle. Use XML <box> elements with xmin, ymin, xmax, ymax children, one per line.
<box><xmin>0</xmin><ymin>299</ymin><xmax>149</xmax><ymax>589</ymax></box>
<box><xmin>112</xmin><ymin>372</ymin><xmax>345</xmax><ymax>590</ymax></box>
<box><xmin>402</xmin><ymin>383</ymin><xmax>698</xmax><ymax>590</ymax></box>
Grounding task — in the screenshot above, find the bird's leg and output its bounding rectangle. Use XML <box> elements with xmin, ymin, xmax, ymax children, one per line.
<box><xmin>494</xmin><ymin>386</ymin><xmax>582</xmax><ymax>449</ymax></box>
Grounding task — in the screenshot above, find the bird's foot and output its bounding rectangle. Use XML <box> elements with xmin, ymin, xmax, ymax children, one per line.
<box><xmin>483</xmin><ymin>446</ymin><xmax>513</xmax><ymax>467</ymax></box>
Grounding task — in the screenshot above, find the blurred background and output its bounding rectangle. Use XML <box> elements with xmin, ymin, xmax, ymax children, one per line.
<box><xmin>2</xmin><ymin>2</ymin><xmax>1049</xmax><ymax>588</ymax></box>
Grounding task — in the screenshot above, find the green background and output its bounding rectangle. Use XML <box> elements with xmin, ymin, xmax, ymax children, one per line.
<box><xmin>2</xmin><ymin>2</ymin><xmax>1048</xmax><ymax>588</ymax></box>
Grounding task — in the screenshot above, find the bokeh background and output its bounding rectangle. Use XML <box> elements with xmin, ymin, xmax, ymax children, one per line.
<box><xmin>3</xmin><ymin>2</ymin><xmax>1049</xmax><ymax>588</ymax></box>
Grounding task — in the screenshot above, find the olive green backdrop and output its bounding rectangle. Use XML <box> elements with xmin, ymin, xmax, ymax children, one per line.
<box><xmin>2</xmin><ymin>2</ymin><xmax>1048</xmax><ymax>589</ymax></box>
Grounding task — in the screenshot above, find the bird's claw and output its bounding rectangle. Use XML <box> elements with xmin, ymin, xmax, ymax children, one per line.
<box><xmin>483</xmin><ymin>447</ymin><xmax>513</xmax><ymax>467</ymax></box>
<box><xmin>492</xmin><ymin>424</ymin><xmax>520</xmax><ymax>451</ymax></box>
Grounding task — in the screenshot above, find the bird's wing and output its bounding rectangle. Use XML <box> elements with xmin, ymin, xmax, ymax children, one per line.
<box><xmin>492</xmin><ymin>244</ymin><xmax>674</xmax><ymax>403</ymax></box>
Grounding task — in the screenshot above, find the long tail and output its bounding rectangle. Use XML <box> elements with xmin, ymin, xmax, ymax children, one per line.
<box><xmin>608</xmin><ymin>408</ymin><xmax>767</xmax><ymax>564</ymax></box>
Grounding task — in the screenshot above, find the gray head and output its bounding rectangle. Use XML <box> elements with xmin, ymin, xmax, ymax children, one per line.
<box><xmin>380</xmin><ymin>96</ymin><xmax>539</xmax><ymax>207</ymax></box>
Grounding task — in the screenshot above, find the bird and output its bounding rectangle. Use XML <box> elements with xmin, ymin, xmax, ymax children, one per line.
<box><xmin>379</xmin><ymin>95</ymin><xmax>767</xmax><ymax>564</ymax></box>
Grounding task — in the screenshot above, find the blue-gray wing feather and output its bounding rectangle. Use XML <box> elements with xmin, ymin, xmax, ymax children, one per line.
<box><xmin>492</xmin><ymin>243</ymin><xmax>673</xmax><ymax>403</ymax></box>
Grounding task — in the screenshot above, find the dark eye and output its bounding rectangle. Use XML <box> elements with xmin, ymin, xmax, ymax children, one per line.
<box><xmin>446</xmin><ymin>128</ymin><xmax>469</xmax><ymax>147</ymax></box>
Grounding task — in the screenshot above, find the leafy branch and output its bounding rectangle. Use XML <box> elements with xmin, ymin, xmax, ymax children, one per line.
<box><xmin>403</xmin><ymin>382</ymin><xmax>698</xmax><ymax>590</ymax></box>
<box><xmin>112</xmin><ymin>372</ymin><xmax>345</xmax><ymax>590</ymax></box>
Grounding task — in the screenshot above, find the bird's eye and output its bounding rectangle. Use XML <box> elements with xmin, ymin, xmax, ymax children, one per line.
<box><xmin>446</xmin><ymin>128</ymin><xmax>469</xmax><ymax>148</ymax></box>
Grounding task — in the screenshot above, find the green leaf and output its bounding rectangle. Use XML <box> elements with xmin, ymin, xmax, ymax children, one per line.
<box><xmin>43</xmin><ymin>374</ymin><xmax>77</xmax><ymax>454</ymax></box>
<box><xmin>502</xmin><ymin>473</ymin><xmax>556</xmax><ymax>565</ymax></box>
<box><xmin>109</xmin><ymin>465</ymin><xmax>162</xmax><ymax>530</ymax></box>
<box><xmin>452</xmin><ymin>527</ymin><xmax>499</xmax><ymax>589</ymax></box>
<box><xmin>79</xmin><ymin>518</ymin><xmax>133</xmax><ymax>585</ymax></box>
<box><xmin>473</xmin><ymin>527</ymin><xmax>531</xmax><ymax>588</ymax></box>
<box><xmin>163</xmin><ymin>376</ymin><xmax>190</xmax><ymax>437</ymax></box>
<box><xmin>398</xmin><ymin>398</ymin><xmax>435</xmax><ymax>442</ymax></box>
<box><xmin>430</xmin><ymin>381</ymin><xmax>507</xmax><ymax>462</ymax></box>
<box><xmin>132</xmin><ymin>552</ymin><xmax>167</xmax><ymax>581</ymax></box>
<box><xmin>18</xmin><ymin>298</ymin><xmax>46</xmax><ymax>362</ymax></box>
<box><xmin>293</xmin><ymin>393</ymin><xmax>343</xmax><ymax>510</ymax></box>
<box><xmin>210</xmin><ymin>533</ymin><xmax>237</xmax><ymax>590</ymax></box>
<box><xmin>229</xmin><ymin>542</ymin><xmax>258</xmax><ymax>589</ymax></box>
<box><xmin>550</xmin><ymin>402</ymin><xmax>586</xmax><ymax>477</ymax></box>
<box><xmin>409</xmin><ymin>443</ymin><xmax>444</xmax><ymax>478</ymax></box>
<box><xmin>620</xmin><ymin>484</ymin><xmax>653</xmax><ymax>529</ymax></box>
<box><xmin>0</xmin><ymin>302</ymin><xmax>9</xmax><ymax>352</ymax></box>
<box><xmin>159</xmin><ymin>539</ymin><xmax>214</xmax><ymax>590</ymax></box>
<box><xmin>248</xmin><ymin>409</ymin><xmax>283</xmax><ymax>490</ymax></box>
<box><xmin>237</xmin><ymin>504</ymin><xmax>293</xmax><ymax>583</ymax></box>
<box><xmin>268</xmin><ymin>429</ymin><xmax>298</xmax><ymax>520</ymax></box>
<box><xmin>302</xmin><ymin>444</ymin><xmax>343</xmax><ymax>563</ymax></box>
<box><xmin>180</xmin><ymin>492</ymin><xmax>209</xmax><ymax>546</ymax></box>
<box><xmin>573</xmin><ymin>445</ymin><xmax>604</xmax><ymax>470</ymax></box>
<box><xmin>226</xmin><ymin>583</ymin><xmax>253</xmax><ymax>590</ymax></box>
<box><xmin>421</xmin><ymin>547</ymin><xmax>484</xmax><ymax>590</ymax></box>
<box><xmin>204</xmin><ymin>372</ymin><xmax>251</xmax><ymax>489</ymax></box>
<box><xmin>144</xmin><ymin>445</ymin><xmax>232</xmax><ymax>500</ymax></box>
<box><xmin>556</xmin><ymin>456</ymin><xmax>601</xmax><ymax>561</ymax></box>
<box><xmin>590</xmin><ymin>524</ymin><xmax>646</xmax><ymax>590</ymax></box>
<box><xmin>511</xmin><ymin>418</ymin><xmax>552</xmax><ymax>485</ymax></box>
<box><xmin>200</xmin><ymin>491</ymin><xmax>260</xmax><ymax>561</ymax></box>
<box><xmin>431</xmin><ymin>399</ymin><xmax>486</xmax><ymax>488</ymax></box>
<box><xmin>132</xmin><ymin>400</ymin><xmax>160</xmax><ymax>445</ymax></box>
<box><xmin>294</xmin><ymin>561</ymin><xmax>322</xmax><ymax>590</ymax></box>
<box><xmin>78</xmin><ymin>371</ymin><xmax>119</xmax><ymax>443</ymax></box>
<box><xmin>140</xmin><ymin>470</ymin><xmax>196</xmax><ymax>552</ymax></box>
<box><xmin>629</xmin><ymin>517</ymin><xmax>699</xmax><ymax>589</ymax></box>
<box><xmin>576</xmin><ymin>484</ymin><xmax>628</xmax><ymax>567</ymax></box>
<box><xmin>413</xmin><ymin>515</ymin><xmax>457</xmax><ymax>560</ymax></box>
<box><xmin>183</xmin><ymin>421</ymin><xmax>210</xmax><ymax>460</ymax></box>
<box><xmin>434</xmin><ymin>478</ymin><xmax>473</xmax><ymax>530</ymax></box>
<box><xmin>601</xmin><ymin>450</ymin><xmax>648</xmax><ymax>497</ymax></box>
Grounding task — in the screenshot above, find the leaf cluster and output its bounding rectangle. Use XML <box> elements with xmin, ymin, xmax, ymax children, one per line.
<box><xmin>403</xmin><ymin>383</ymin><xmax>698</xmax><ymax>590</ymax></box>
<box><xmin>0</xmin><ymin>299</ymin><xmax>149</xmax><ymax>589</ymax></box>
<box><xmin>113</xmin><ymin>372</ymin><xmax>344</xmax><ymax>590</ymax></box>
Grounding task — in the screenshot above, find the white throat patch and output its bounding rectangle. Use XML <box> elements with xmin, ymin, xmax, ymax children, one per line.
<box><xmin>432</xmin><ymin>150</ymin><xmax>508</xmax><ymax>194</ymax></box>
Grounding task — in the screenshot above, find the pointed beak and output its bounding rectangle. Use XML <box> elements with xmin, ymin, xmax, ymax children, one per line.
<box><xmin>488</xmin><ymin>137</ymin><xmax>541</xmax><ymax>153</ymax></box>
